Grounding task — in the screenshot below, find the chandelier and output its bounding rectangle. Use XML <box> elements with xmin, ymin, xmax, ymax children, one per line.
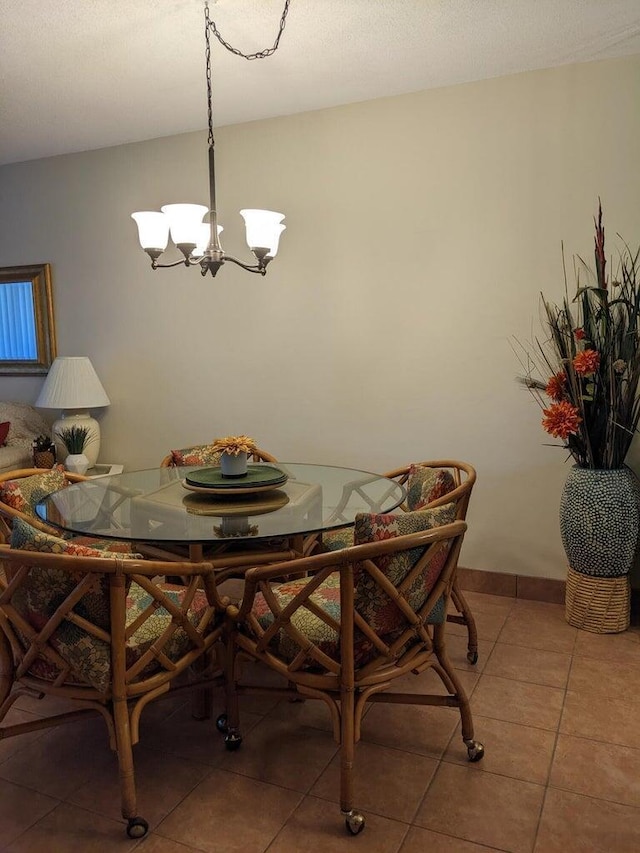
<box><xmin>131</xmin><ymin>0</ymin><xmax>290</xmax><ymax>278</ymax></box>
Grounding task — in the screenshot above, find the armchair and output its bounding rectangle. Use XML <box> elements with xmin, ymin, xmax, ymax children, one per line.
<box><xmin>0</xmin><ymin>518</ymin><xmax>227</xmax><ymax>838</ymax></box>
<box><xmin>0</xmin><ymin>466</ymin><xmax>132</xmax><ymax>553</ymax></box>
<box><xmin>220</xmin><ymin>508</ymin><xmax>484</xmax><ymax>835</ymax></box>
<box><xmin>323</xmin><ymin>460</ymin><xmax>479</xmax><ymax>663</ymax></box>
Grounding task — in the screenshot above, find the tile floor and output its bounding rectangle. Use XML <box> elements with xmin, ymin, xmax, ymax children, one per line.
<box><xmin>1</xmin><ymin>591</ymin><xmax>639</xmax><ymax>852</ymax></box>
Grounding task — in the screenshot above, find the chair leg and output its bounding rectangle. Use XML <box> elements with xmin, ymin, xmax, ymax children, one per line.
<box><xmin>432</xmin><ymin>627</ymin><xmax>484</xmax><ymax>763</ymax></box>
<box><xmin>191</xmin><ymin>649</ymin><xmax>217</xmax><ymax>721</ymax></box>
<box><xmin>0</xmin><ymin>630</ymin><xmax>14</xmax><ymax>709</ymax></box>
<box><xmin>448</xmin><ymin>578</ymin><xmax>479</xmax><ymax>664</ymax></box>
<box><xmin>112</xmin><ymin>698</ymin><xmax>149</xmax><ymax>838</ymax></box>
<box><xmin>221</xmin><ymin>634</ymin><xmax>242</xmax><ymax>751</ymax></box>
<box><xmin>340</xmin><ymin>683</ymin><xmax>365</xmax><ymax>835</ymax></box>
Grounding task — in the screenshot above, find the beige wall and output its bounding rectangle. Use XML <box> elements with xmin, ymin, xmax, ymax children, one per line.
<box><xmin>1</xmin><ymin>55</ymin><xmax>639</xmax><ymax>580</ymax></box>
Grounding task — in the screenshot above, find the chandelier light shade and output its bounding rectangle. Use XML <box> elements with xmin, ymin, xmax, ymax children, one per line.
<box><xmin>131</xmin><ymin>0</ymin><xmax>290</xmax><ymax>278</ymax></box>
<box><xmin>35</xmin><ymin>356</ymin><xmax>110</xmax><ymax>468</ymax></box>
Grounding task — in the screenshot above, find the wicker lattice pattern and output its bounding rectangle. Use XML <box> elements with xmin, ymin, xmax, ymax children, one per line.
<box><xmin>565</xmin><ymin>566</ymin><xmax>630</xmax><ymax>633</ymax></box>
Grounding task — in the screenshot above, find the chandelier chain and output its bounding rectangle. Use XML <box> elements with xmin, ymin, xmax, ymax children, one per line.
<box><xmin>208</xmin><ymin>0</ymin><xmax>290</xmax><ymax>61</ymax></box>
<box><xmin>204</xmin><ymin>0</ymin><xmax>291</xmax><ymax>146</ymax></box>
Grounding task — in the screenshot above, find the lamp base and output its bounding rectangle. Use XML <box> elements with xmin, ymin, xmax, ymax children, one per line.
<box><xmin>52</xmin><ymin>412</ymin><xmax>101</xmax><ymax>468</ymax></box>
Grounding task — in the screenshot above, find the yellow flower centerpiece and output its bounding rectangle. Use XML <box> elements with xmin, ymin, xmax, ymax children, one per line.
<box><xmin>211</xmin><ymin>434</ymin><xmax>257</xmax><ymax>477</ymax></box>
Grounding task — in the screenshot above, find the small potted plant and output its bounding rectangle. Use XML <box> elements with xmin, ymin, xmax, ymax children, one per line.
<box><xmin>58</xmin><ymin>424</ymin><xmax>91</xmax><ymax>475</ymax></box>
<box><xmin>211</xmin><ymin>434</ymin><xmax>257</xmax><ymax>477</ymax></box>
<box><xmin>32</xmin><ymin>434</ymin><xmax>56</xmax><ymax>469</ymax></box>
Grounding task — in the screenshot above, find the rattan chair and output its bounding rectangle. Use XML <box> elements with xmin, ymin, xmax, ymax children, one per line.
<box><xmin>160</xmin><ymin>444</ymin><xmax>277</xmax><ymax>467</ymax></box>
<box><xmin>0</xmin><ymin>466</ymin><xmax>136</xmax><ymax>557</ymax></box>
<box><xmin>219</xmin><ymin>511</ymin><xmax>484</xmax><ymax>835</ymax></box>
<box><xmin>323</xmin><ymin>460</ymin><xmax>479</xmax><ymax>663</ymax></box>
<box><xmin>0</xmin><ymin>521</ymin><xmax>228</xmax><ymax>839</ymax></box>
<box><xmin>0</xmin><ymin>467</ymin><xmax>86</xmax><ymax>542</ymax></box>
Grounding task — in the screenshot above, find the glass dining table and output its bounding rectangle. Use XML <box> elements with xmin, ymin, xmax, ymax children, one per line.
<box><xmin>35</xmin><ymin>462</ymin><xmax>406</xmax><ymax>566</ymax></box>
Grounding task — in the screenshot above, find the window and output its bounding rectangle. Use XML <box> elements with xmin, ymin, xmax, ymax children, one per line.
<box><xmin>0</xmin><ymin>264</ymin><xmax>57</xmax><ymax>374</ymax></box>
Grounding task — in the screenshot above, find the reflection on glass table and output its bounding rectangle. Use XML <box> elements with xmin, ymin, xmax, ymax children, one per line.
<box><xmin>36</xmin><ymin>463</ymin><xmax>406</xmax><ymax>563</ymax></box>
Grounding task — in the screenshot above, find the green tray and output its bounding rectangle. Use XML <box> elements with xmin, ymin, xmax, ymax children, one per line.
<box><xmin>185</xmin><ymin>464</ymin><xmax>288</xmax><ymax>490</ymax></box>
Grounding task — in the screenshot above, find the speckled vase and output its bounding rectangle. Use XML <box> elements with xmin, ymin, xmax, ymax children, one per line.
<box><xmin>559</xmin><ymin>465</ymin><xmax>640</xmax><ymax>578</ymax></box>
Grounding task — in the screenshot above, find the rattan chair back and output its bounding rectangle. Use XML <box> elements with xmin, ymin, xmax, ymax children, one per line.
<box><xmin>0</xmin><ymin>467</ymin><xmax>89</xmax><ymax>541</ymax></box>
<box><xmin>0</xmin><ymin>542</ymin><xmax>226</xmax><ymax>838</ymax></box>
<box><xmin>222</xmin><ymin>517</ymin><xmax>484</xmax><ymax>832</ymax></box>
<box><xmin>160</xmin><ymin>446</ymin><xmax>277</xmax><ymax>467</ymax></box>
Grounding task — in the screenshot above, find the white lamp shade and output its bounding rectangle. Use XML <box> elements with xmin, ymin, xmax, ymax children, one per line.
<box><xmin>131</xmin><ymin>211</ymin><xmax>170</xmax><ymax>251</ymax></box>
<box><xmin>35</xmin><ymin>357</ymin><xmax>110</xmax><ymax>410</ymax></box>
<box><xmin>240</xmin><ymin>209</ymin><xmax>285</xmax><ymax>253</ymax></box>
<box><xmin>161</xmin><ymin>204</ymin><xmax>208</xmax><ymax>246</ymax></box>
<box><xmin>191</xmin><ymin>223</ymin><xmax>224</xmax><ymax>257</ymax></box>
<box><xmin>265</xmin><ymin>224</ymin><xmax>286</xmax><ymax>258</ymax></box>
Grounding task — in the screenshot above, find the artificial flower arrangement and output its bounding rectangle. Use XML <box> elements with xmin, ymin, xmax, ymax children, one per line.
<box><xmin>516</xmin><ymin>203</ymin><xmax>640</xmax><ymax>470</ymax></box>
<box><xmin>210</xmin><ymin>434</ymin><xmax>257</xmax><ymax>456</ymax></box>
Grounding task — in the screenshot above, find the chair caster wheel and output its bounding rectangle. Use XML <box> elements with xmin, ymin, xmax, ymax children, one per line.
<box><xmin>345</xmin><ymin>810</ymin><xmax>365</xmax><ymax>835</ymax></box>
<box><xmin>216</xmin><ymin>713</ymin><xmax>228</xmax><ymax>734</ymax></box>
<box><xmin>467</xmin><ymin>650</ymin><xmax>478</xmax><ymax>665</ymax></box>
<box><xmin>465</xmin><ymin>740</ymin><xmax>484</xmax><ymax>762</ymax></box>
<box><xmin>224</xmin><ymin>731</ymin><xmax>243</xmax><ymax>751</ymax></box>
<box><xmin>126</xmin><ymin>816</ymin><xmax>149</xmax><ymax>838</ymax></box>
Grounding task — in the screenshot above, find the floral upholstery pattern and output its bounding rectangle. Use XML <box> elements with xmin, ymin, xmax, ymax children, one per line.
<box><xmin>253</xmin><ymin>573</ymin><xmax>342</xmax><ymax>663</ymax></box>
<box><xmin>406</xmin><ymin>465</ymin><xmax>456</xmax><ymax>511</ymax></box>
<box><xmin>1</xmin><ymin>469</ymin><xmax>133</xmax><ymax>553</ymax></box>
<box><xmin>10</xmin><ymin>517</ymin><xmax>136</xmax><ymax>684</ymax></box>
<box><xmin>170</xmin><ymin>445</ymin><xmax>222</xmax><ymax>467</ymax></box>
<box><xmin>321</xmin><ymin>527</ymin><xmax>354</xmax><ymax>552</ymax></box>
<box><xmin>322</xmin><ymin>466</ymin><xmax>457</xmax><ymax>553</ymax></box>
<box><xmin>252</xmin><ymin>505</ymin><xmax>454</xmax><ymax>667</ymax></box>
<box><xmin>9</xmin><ymin>519</ymin><xmax>214</xmax><ymax>692</ymax></box>
<box><xmin>0</xmin><ymin>466</ymin><xmax>67</xmax><ymax>516</ymax></box>
<box><xmin>353</xmin><ymin>505</ymin><xmax>455</xmax><ymax>634</ymax></box>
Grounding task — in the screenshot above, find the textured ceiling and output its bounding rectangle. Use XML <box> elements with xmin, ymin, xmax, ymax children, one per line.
<box><xmin>1</xmin><ymin>0</ymin><xmax>639</xmax><ymax>165</ymax></box>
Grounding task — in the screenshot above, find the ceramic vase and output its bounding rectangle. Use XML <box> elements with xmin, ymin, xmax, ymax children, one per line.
<box><xmin>220</xmin><ymin>451</ymin><xmax>248</xmax><ymax>478</ymax></box>
<box><xmin>65</xmin><ymin>452</ymin><xmax>90</xmax><ymax>475</ymax></box>
<box><xmin>559</xmin><ymin>465</ymin><xmax>640</xmax><ymax>578</ymax></box>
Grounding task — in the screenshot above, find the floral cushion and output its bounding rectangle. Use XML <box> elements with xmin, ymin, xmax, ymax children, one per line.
<box><xmin>0</xmin><ymin>466</ymin><xmax>67</xmax><ymax>517</ymax></box>
<box><xmin>70</xmin><ymin>536</ymin><xmax>133</xmax><ymax>554</ymax></box>
<box><xmin>170</xmin><ymin>444</ymin><xmax>222</xmax><ymax>467</ymax></box>
<box><xmin>405</xmin><ymin>465</ymin><xmax>456</xmax><ymax>511</ymax></box>
<box><xmin>10</xmin><ymin>518</ymin><xmax>137</xmax><ymax>684</ymax></box>
<box><xmin>322</xmin><ymin>528</ymin><xmax>355</xmax><ymax>552</ymax></box>
<box><xmin>251</xmin><ymin>505</ymin><xmax>454</xmax><ymax>668</ymax></box>
<box><xmin>352</xmin><ymin>505</ymin><xmax>456</xmax><ymax>635</ymax></box>
<box><xmin>0</xmin><ymin>470</ymin><xmax>132</xmax><ymax>552</ymax></box>
<box><xmin>9</xmin><ymin>519</ymin><xmax>213</xmax><ymax>692</ymax></box>
<box><xmin>252</xmin><ymin>574</ymin><xmax>343</xmax><ymax>664</ymax></box>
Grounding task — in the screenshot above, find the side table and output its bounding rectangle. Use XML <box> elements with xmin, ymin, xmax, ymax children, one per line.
<box><xmin>85</xmin><ymin>463</ymin><xmax>124</xmax><ymax>479</ymax></box>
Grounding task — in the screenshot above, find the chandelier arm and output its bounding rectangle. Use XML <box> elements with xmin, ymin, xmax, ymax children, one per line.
<box><xmin>222</xmin><ymin>254</ymin><xmax>269</xmax><ymax>275</ymax></box>
<box><xmin>151</xmin><ymin>257</ymin><xmax>200</xmax><ymax>270</ymax></box>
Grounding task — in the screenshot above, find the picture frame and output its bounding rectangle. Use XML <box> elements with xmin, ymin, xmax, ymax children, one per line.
<box><xmin>0</xmin><ymin>263</ymin><xmax>57</xmax><ymax>375</ymax></box>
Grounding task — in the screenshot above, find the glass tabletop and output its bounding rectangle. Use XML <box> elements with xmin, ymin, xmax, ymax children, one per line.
<box><xmin>35</xmin><ymin>463</ymin><xmax>406</xmax><ymax>545</ymax></box>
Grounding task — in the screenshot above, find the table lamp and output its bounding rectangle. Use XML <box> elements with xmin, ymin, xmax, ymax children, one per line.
<box><xmin>35</xmin><ymin>356</ymin><xmax>110</xmax><ymax>468</ymax></box>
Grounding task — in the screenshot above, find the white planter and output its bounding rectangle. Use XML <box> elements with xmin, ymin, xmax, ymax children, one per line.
<box><xmin>219</xmin><ymin>451</ymin><xmax>248</xmax><ymax>478</ymax></box>
<box><xmin>65</xmin><ymin>452</ymin><xmax>90</xmax><ymax>475</ymax></box>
